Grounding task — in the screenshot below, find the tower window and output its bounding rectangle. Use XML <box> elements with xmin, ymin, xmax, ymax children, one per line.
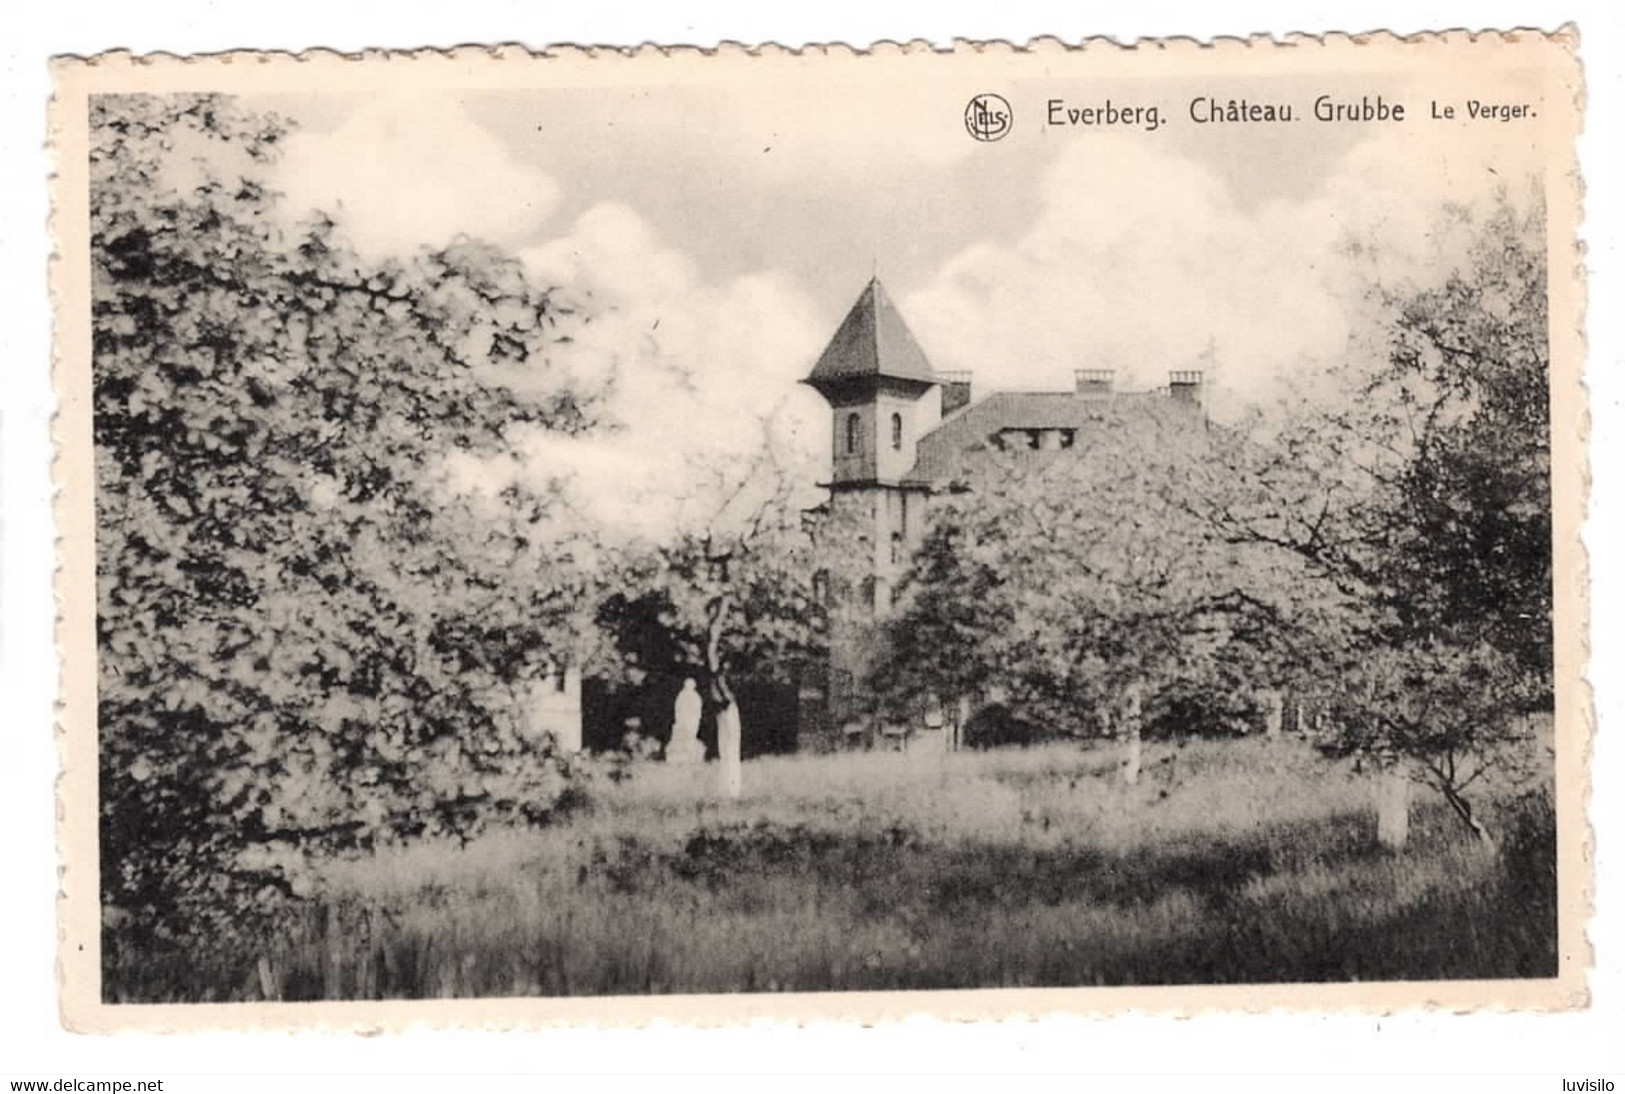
<box><xmin>890</xmin><ymin>532</ymin><xmax>903</xmax><ymax>566</ymax></box>
<box><xmin>845</xmin><ymin>412</ymin><xmax>861</xmax><ymax>455</ymax></box>
<box><xmin>890</xmin><ymin>412</ymin><xmax>903</xmax><ymax>451</ymax></box>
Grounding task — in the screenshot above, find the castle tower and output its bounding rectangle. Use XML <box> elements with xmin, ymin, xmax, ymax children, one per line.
<box><xmin>802</xmin><ymin>278</ymin><xmax>942</xmax><ymax>621</ymax></box>
<box><xmin>802</xmin><ymin>278</ymin><xmax>946</xmax><ymax>734</ymax></box>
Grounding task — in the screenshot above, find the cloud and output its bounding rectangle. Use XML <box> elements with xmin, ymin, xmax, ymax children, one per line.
<box><xmin>258</xmin><ymin>91</ymin><xmax>1546</xmax><ymax>542</ymax></box>
<box><xmin>901</xmin><ymin>122</ymin><xmax>1545</xmax><ymax>412</ymax></box>
<box><xmin>270</xmin><ymin>95</ymin><xmax>563</xmax><ymax>261</ymax></box>
<box><xmin>516</xmin><ymin>204</ymin><xmax>829</xmax><ymax>537</ymax></box>
<box><xmin>263</xmin><ymin>98</ymin><xmax>830</xmax><ymax>540</ymax></box>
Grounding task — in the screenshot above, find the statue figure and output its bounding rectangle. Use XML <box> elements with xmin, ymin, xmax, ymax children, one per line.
<box><xmin>667</xmin><ymin>677</ymin><xmax>705</xmax><ymax>765</ymax></box>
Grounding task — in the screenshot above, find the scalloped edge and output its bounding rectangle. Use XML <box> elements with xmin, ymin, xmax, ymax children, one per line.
<box><xmin>47</xmin><ymin>26</ymin><xmax>1591</xmax><ymax>1033</ymax></box>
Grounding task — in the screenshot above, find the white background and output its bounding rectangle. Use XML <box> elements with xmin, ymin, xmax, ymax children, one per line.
<box><xmin>2</xmin><ymin>1</ymin><xmax>1620</xmax><ymax>1085</ymax></box>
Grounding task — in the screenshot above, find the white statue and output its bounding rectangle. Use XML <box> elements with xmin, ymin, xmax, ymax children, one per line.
<box><xmin>668</xmin><ymin>677</ymin><xmax>706</xmax><ymax>765</ymax></box>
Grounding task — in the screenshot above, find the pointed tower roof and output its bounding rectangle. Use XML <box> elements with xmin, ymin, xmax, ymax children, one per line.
<box><xmin>804</xmin><ymin>278</ymin><xmax>938</xmax><ymax>394</ymax></box>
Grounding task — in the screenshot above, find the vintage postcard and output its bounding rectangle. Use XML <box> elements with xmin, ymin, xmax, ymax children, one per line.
<box><xmin>51</xmin><ymin>32</ymin><xmax>1587</xmax><ymax>1031</ymax></box>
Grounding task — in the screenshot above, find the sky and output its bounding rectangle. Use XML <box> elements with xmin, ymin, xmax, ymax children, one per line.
<box><xmin>248</xmin><ymin>65</ymin><xmax>1550</xmax><ymax>534</ymax></box>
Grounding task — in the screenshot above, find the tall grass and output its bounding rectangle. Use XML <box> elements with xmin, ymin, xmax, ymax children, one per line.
<box><xmin>104</xmin><ymin>738</ymin><xmax>1556</xmax><ymax>1001</ymax></box>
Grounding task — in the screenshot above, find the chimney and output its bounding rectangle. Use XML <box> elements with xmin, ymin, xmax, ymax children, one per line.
<box><xmin>1075</xmin><ymin>368</ymin><xmax>1115</xmax><ymax>395</ymax></box>
<box><xmin>939</xmin><ymin>370</ymin><xmax>973</xmax><ymax>415</ymax></box>
<box><xmin>1169</xmin><ymin>370</ymin><xmax>1204</xmax><ymax>405</ymax></box>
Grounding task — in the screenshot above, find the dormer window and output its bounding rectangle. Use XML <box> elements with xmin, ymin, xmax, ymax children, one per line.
<box><xmin>845</xmin><ymin>412</ymin><xmax>861</xmax><ymax>455</ymax></box>
<box><xmin>890</xmin><ymin>412</ymin><xmax>903</xmax><ymax>451</ymax></box>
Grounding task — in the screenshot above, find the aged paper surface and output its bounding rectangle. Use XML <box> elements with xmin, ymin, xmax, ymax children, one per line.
<box><xmin>52</xmin><ymin>32</ymin><xmax>1587</xmax><ymax>1031</ymax></box>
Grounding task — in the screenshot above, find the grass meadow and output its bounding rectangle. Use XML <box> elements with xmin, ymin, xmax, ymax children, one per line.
<box><xmin>104</xmin><ymin>737</ymin><xmax>1557</xmax><ymax>1001</ymax></box>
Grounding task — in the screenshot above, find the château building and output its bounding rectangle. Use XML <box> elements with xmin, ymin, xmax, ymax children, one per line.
<box><xmin>801</xmin><ymin>278</ymin><xmax>1207</xmax><ymax>743</ymax></box>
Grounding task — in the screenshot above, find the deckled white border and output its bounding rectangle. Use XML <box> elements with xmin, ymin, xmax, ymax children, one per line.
<box><xmin>47</xmin><ymin>29</ymin><xmax>1590</xmax><ymax>1033</ymax></box>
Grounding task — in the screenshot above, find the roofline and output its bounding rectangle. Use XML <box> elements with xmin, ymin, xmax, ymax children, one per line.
<box><xmin>802</xmin><ymin>374</ymin><xmax>940</xmax><ymax>404</ymax></box>
<box><xmin>815</xmin><ymin>478</ymin><xmax>936</xmax><ymax>492</ymax></box>
<box><xmin>803</xmin><ymin>278</ymin><xmax>940</xmax><ymax>388</ymax></box>
<box><xmin>801</xmin><ymin>372</ymin><xmax>939</xmax><ymax>387</ymax></box>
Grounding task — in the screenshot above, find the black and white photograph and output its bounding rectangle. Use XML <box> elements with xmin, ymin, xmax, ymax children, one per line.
<box><xmin>49</xmin><ymin>36</ymin><xmax>1585</xmax><ymax>1025</ymax></box>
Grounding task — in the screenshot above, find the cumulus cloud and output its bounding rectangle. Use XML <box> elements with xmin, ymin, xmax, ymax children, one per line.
<box><xmin>255</xmin><ymin>90</ymin><xmax>1545</xmax><ymax>542</ymax></box>
<box><xmin>269</xmin><ymin>95</ymin><xmax>563</xmax><ymax>262</ymax></box>
<box><xmin>901</xmin><ymin>121</ymin><xmax>1545</xmax><ymax>413</ymax></box>
<box><xmin>517</xmin><ymin>204</ymin><xmax>829</xmax><ymax>538</ymax></box>
<box><xmin>263</xmin><ymin>98</ymin><xmax>829</xmax><ymax>539</ymax></box>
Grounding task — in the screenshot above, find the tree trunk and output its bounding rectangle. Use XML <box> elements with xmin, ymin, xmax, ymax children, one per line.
<box><xmin>705</xmin><ymin>591</ymin><xmax>742</xmax><ymax>800</ymax></box>
<box><xmin>1122</xmin><ymin>683</ymin><xmax>1144</xmax><ymax>787</ymax></box>
<box><xmin>1376</xmin><ymin>768</ymin><xmax>1411</xmax><ymax>851</ymax></box>
<box><xmin>256</xmin><ymin>955</ymin><xmax>280</xmax><ymax>1002</ymax></box>
<box><xmin>1263</xmin><ymin>689</ymin><xmax>1285</xmax><ymax>739</ymax></box>
<box><xmin>1439</xmin><ymin>780</ymin><xmax>1495</xmax><ymax>844</ymax></box>
<box><xmin>716</xmin><ymin>700</ymin><xmax>742</xmax><ymax>799</ymax></box>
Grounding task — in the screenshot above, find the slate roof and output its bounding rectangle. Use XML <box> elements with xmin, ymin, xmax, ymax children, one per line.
<box><xmin>804</xmin><ymin>278</ymin><xmax>938</xmax><ymax>390</ymax></box>
<box><xmin>904</xmin><ymin>389</ymin><xmax>1169</xmax><ymax>484</ymax></box>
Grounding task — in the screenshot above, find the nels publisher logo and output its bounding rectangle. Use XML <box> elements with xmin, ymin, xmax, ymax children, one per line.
<box><xmin>964</xmin><ymin>93</ymin><xmax>1013</xmax><ymax>141</ymax></box>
